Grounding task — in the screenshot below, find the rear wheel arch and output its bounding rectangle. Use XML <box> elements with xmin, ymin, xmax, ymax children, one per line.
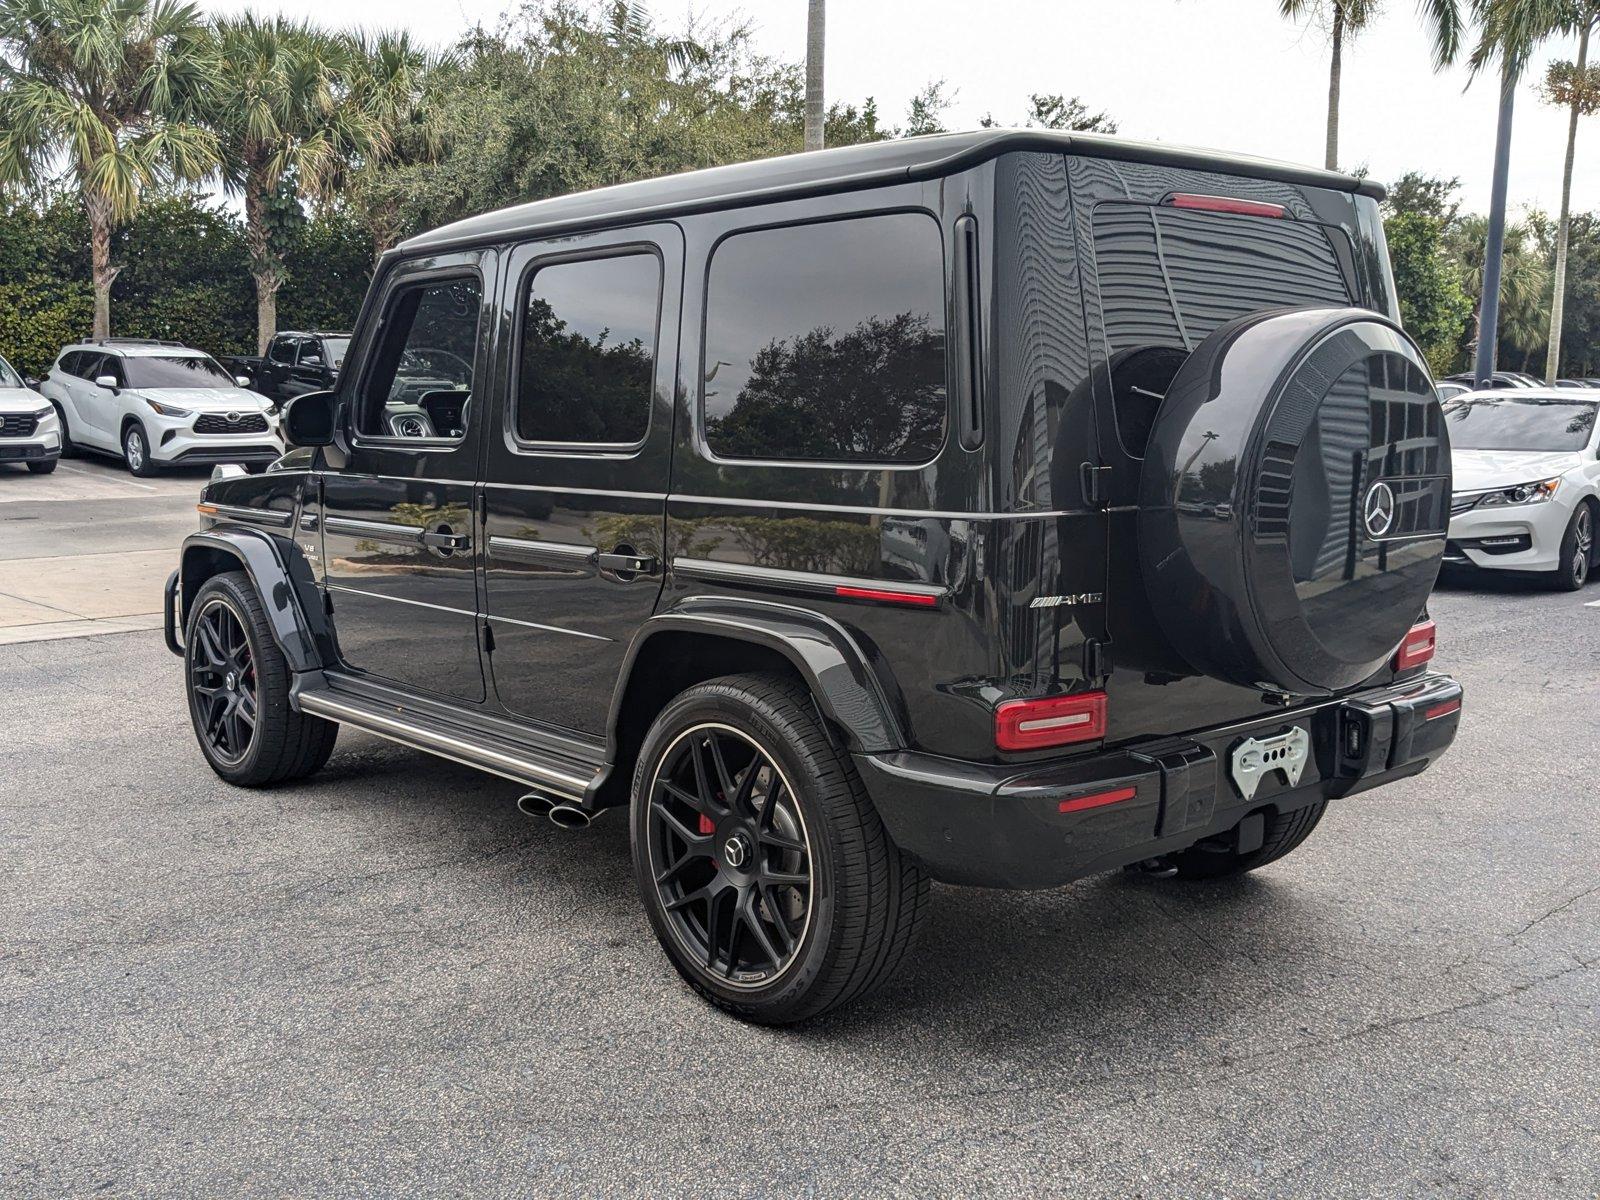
<box><xmin>599</xmin><ymin>615</ymin><xmax>902</xmax><ymax>808</ymax></box>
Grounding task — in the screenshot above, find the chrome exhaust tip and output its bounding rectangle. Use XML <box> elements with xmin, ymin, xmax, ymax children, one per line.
<box><xmin>547</xmin><ymin>804</ymin><xmax>593</xmax><ymax>830</ymax></box>
<box><xmin>516</xmin><ymin>792</ymin><xmax>556</xmax><ymax>818</ymax></box>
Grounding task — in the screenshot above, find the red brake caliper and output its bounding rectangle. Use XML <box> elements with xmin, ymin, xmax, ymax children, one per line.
<box><xmin>698</xmin><ymin>814</ymin><xmax>716</xmax><ymax>836</ymax></box>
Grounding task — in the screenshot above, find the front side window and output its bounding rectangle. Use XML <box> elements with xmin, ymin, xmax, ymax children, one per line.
<box><xmin>269</xmin><ymin>337</ymin><xmax>296</xmax><ymax>364</ymax></box>
<box><xmin>703</xmin><ymin>212</ymin><xmax>948</xmax><ymax>463</ymax></box>
<box><xmin>0</xmin><ymin>355</ymin><xmax>25</xmax><ymax>389</ymax></box>
<box><xmin>514</xmin><ymin>251</ymin><xmax>659</xmax><ymax>445</ymax></box>
<box><xmin>121</xmin><ymin>355</ymin><xmax>234</xmax><ymax>389</ymax></box>
<box><xmin>356</xmin><ymin>276</ymin><xmax>482</xmax><ymax>441</ymax></box>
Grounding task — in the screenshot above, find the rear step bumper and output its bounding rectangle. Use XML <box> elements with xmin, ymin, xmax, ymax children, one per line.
<box><xmin>856</xmin><ymin>672</ymin><xmax>1463</xmax><ymax>890</ymax></box>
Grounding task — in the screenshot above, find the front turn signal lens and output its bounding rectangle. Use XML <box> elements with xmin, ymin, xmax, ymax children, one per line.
<box><xmin>995</xmin><ymin>691</ymin><xmax>1108</xmax><ymax>751</ymax></box>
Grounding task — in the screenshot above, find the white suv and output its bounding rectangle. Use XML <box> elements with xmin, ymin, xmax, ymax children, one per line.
<box><xmin>0</xmin><ymin>353</ymin><xmax>62</xmax><ymax>474</ymax></box>
<box><xmin>40</xmin><ymin>340</ymin><xmax>284</xmax><ymax>476</ymax></box>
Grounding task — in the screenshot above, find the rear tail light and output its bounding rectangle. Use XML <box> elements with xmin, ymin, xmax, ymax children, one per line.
<box><xmin>995</xmin><ymin>691</ymin><xmax>1107</xmax><ymax>751</ymax></box>
<box><xmin>1394</xmin><ymin>620</ymin><xmax>1437</xmax><ymax>672</ymax></box>
<box><xmin>1165</xmin><ymin>193</ymin><xmax>1289</xmax><ymax>219</ymax></box>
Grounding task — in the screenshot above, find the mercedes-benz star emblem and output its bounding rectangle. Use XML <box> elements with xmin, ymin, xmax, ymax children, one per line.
<box><xmin>1364</xmin><ymin>480</ymin><xmax>1397</xmax><ymax>538</ymax></box>
<box><xmin>722</xmin><ymin>835</ymin><xmax>749</xmax><ymax>869</ymax></box>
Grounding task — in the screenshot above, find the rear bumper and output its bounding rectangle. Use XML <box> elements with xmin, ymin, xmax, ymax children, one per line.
<box><xmin>857</xmin><ymin>672</ymin><xmax>1463</xmax><ymax>890</ymax></box>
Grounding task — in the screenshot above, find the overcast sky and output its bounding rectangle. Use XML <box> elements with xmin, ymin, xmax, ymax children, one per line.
<box><xmin>213</xmin><ymin>0</ymin><xmax>1594</xmax><ymax>215</ymax></box>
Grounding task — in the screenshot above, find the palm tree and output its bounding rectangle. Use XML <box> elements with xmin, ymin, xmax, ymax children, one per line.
<box><xmin>205</xmin><ymin>14</ymin><xmax>387</xmax><ymax>352</ymax></box>
<box><xmin>1448</xmin><ymin>213</ymin><xmax>1550</xmax><ymax>364</ymax></box>
<box><xmin>333</xmin><ymin>31</ymin><xmax>437</xmax><ymax>257</ymax></box>
<box><xmin>1540</xmin><ymin>6</ymin><xmax>1600</xmax><ymax>382</ymax></box>
<box><xmin>805</xmin><ymin>0</ymin><xmax>825</xmax><ymax>151</ymax></box>
<box><xmin>0</xmin><ymin>0</ymin><xmax>217</xmax><ymax>339</ymax></box>
<box><xmin>1280</xmin><ymin>0</ymin><xmax>1382</xmax><ymax>170</ymax></box>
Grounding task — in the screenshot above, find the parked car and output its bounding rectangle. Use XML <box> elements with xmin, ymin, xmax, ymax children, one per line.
<box><xmin>0</xmin><ymin>353</ymin><xmax>61</xmax><ymax>474</ymax></box>
<box><xmin>224</xmin><ymin>330</ymin><xmax>351</xmax><ymax>405</ymax></box>
<box><xmin>165</xmin><ymin>130</ymin><xmax>1462</xmax><ymax>1023</ymax></box>
<box><xmin>1436</xmin><ymin>380</ymin><xmax>1473</xmax><ymax>402</ymax></box>
<box><xmin>40</xmin><ymin>340</ymin><xmax>284</xmax><ymax>476</ymax></box>
<box><xmin>1442</xmin><ymin>371</ymin><xmax>1532</xmax><ymax>390</ymax></box>
<box><xmin>1443</xmin><ymin>390</ymin><xmax>1600</xmax><ymax>589</ymax></box>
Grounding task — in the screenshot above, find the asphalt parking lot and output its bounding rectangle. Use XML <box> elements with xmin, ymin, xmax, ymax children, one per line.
<box><xmin>2</xmin><ymin>458</ymin><xmax>1597</xmax><ymax>1196</ymax></box>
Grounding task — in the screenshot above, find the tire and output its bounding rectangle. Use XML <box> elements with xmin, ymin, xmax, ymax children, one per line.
<box><xmin>184</xmin><ymin>570</ymin><xmax>337</xmax><ymax>787</ymax></box>
<box><xmin>1549</xmin><ymin>501</ymin><xmax>1594</xmax><ymax>592</ymax></box>
<box><xmin>1167</xmin><ymin>802</ymin><xmax>1328</xmax><ymax>880</ymax></box>
<box><xmin>26</xmin><ymin>459</ymin><xmax>57</xmax><ymax>475</ymax></box>
<box><xmin>630</xmin><ymin>672</ymin><xmax>929</xmax><ymax>1025</ymax></box>
<box><xmin>50</xmin><ymin>403</ymin><xmax>76</xmax><ymax>458</ymax></box>
<box><xmin>122</xmin><ymin>421</ymin><xmax>158</xmax><ymax>476</ymax></box>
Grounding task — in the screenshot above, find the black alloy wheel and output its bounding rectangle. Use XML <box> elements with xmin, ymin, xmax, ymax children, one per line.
<box><xmin>645</xmin><ymin>723</ymin><xmax>813</xmax><ymax>987</ymax></box>
<box><xmin>189</xmin><ymin>597</ymin><xmax>259</xmax><ymax>765</ymax></box>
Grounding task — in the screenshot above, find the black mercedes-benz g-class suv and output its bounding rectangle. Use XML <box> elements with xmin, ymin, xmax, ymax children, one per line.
<box><xmin>165</xmin><ymin>130</ymin><xmax>1462</xmax><ymax>1024</ymax></box>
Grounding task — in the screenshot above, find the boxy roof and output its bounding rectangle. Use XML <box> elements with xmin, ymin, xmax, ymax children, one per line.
<box><xmin>398</xmin><ymin>128</ymin><xmax>1384</xmax><ymax>254</ymax></box>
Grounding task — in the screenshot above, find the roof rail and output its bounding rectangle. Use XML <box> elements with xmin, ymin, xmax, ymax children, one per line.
<box><xmin>96</xmin><ymin>338</ymin><xmax>186</xmax><ymax>347</ymax></box>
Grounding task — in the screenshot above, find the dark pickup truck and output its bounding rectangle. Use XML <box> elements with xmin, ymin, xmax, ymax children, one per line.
<box><xmin>224</xmin><ymin>331</ymin><xmax>351</xmax><ymax>406</ymax></box>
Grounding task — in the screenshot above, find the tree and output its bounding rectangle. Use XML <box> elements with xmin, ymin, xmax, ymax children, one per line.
<box><xmin>804</xmin><ymin>0</ymin><xmax>824</xmax><ymax>151</ymax></box>
<box><xmin>1280</xmin><ymin>0</ymin><xmax>1382</xmax><ymax>170</ymax></box>
<box><xmin>903</xmin><ymin>81</ymin><xmax>952</xmax><ymax>136</ymax></box>
<box><xmin>0</xmin><ymin>0</ymin><xmax>217</xmax><ymax>339</ymax></box>
<box><xmin>1540</xmin><ymin>8</ymin><xmax>1600</xmax><ymax>380</ymax></box>
<box><xmin>1384</xmin><ymin>210</ymin><xmax>1475</xmax><ymax>371</ymax></box>
<box><xmin>978</xmin><ymin>94</ymin><xmax>1118</xmax><ymax>132</ymax></box>
<box><xmin>1447</xmin><ymin>212</ymin><xmax>1550</xmax><ymax>368</ymax></box>
<box><xmin>1385</xmin><ymin>170</ymin><xmax>1463</xmax><ymax>225</ymax></box>
<box><xmin>205</xmin><ymin>15</ymin><xmax>392</xmax><ymax>352</ymax></box>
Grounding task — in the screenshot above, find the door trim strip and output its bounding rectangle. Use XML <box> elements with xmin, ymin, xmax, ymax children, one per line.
<box><xmin>323</xmin><ymin>516</ymin><xmax>427</xmax><ymax>545</ymax></box>
<box><xmin>672</xmin><ymin>557</ymin><xmax>948</xmax><ymax>603</ymax></box>
<box><xmin>487</xmin><ymin>535</ymin><xmax>598</xmax><ymax>570</ymax></box>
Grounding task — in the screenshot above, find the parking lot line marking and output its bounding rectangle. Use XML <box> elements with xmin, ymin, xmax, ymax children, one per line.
<box><xmin>56</xmin><ymin>462</ymin><xmax>159</xmax><ymax>492</ymax></box>
<box><xmin>1586</xmin><ymin>598</ymin><xmax>1600</xmax><ymax>607</ymax></box>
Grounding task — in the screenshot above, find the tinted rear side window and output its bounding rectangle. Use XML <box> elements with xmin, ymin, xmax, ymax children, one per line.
<box><xmin>515</xmin><ymin>251</ymin><xmax>660</xmax><ymax>446</ymax></box>
<box><xmin>703</xmin><ymin>212</ymin><xmax>947</xmax><ymax>463</ymax></box>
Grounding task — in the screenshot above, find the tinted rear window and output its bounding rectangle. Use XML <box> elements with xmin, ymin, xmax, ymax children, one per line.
<box><xmin>1092</xmin><ymin>203</ymin><xmax>1356</xmax><ymax>455</ymax></box>
<box><xmin>702</xmin><ymin>212</ymin><xmax>947</xmax><ymax>463</ymax></box>
<box><xmin>1093</xmin><ymin>204</ymin><xmax>1354</xmax><ymax>353</ymax></box>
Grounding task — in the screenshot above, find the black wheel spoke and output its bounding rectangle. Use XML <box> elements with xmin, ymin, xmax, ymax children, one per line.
<box><xmin>188</xmin><ymin>599</ymin><xmax>259</xmax><ymax>765</ymax></box>
<box><xmin>647</xmin><ymin>723</ymin><xmax>814</xmax><ymax>988</ymax></box>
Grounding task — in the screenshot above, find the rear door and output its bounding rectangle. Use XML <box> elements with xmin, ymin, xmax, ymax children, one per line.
<box><xmin>479</xmin><ymin>223</ymin><xmax>681</xmax><ymax>736</ymax></box>
<box><xmin>318</xmin><ymin>250</ymin><xmax>496</xmax><ymax>704</ymax></box>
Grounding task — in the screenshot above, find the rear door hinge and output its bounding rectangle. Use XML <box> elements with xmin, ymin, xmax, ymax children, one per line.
<box><xmin>322</xmin><ymin>589</ymin><xmax>334</xmax><ymax>616</ymax></box>
<box><xmin>1080</xmin><ymin>462</ymin><xmax>1112</xmax><ymax>509</ymax></box>
<box><xmin>1083</xmin><ymin>637</ymin><xmax>1113</xmax><ymax>680</ymax></box>
<box><xmin>482</xmin><ymin>622</ymin><xmax>496</xmax><ymax>654</ymax></box>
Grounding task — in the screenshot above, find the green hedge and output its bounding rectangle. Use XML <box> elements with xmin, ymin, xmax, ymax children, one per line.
<box><xmin>0</xmin><ymin>192</ymin><xmax>374</xmax><ymax>375</ymax></box>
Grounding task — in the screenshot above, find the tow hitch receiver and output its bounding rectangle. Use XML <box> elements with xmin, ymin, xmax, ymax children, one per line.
<box><xmin>1229</xmin><ymin>726</ymin><xmax>1309</xmax><ymax>800</ymax></box>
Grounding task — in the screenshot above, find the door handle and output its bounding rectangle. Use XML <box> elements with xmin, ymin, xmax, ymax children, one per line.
<box><xmin>421</xmin><ymin>530</ymin><xmax>471</xmax><ymax>552</ymax></box>
<box><xmin>597</xmin><ymin>549</ymin><xmax>658</xmax><ymax>576</ymax></box>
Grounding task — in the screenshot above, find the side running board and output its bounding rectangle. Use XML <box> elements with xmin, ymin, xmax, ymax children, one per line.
<box><xmin>294</xmin><ymin>684</ymin><xmax>600</xmax><ymax>801</ymax></box>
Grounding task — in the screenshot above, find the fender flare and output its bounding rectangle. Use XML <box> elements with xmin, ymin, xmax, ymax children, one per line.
<box><xmin>178</xmin><ymin>527</ymin><xmax>331</xmax><ymax>673</ymax></box>
<box><xmin>609</xmin><ymin>595</ymin><xmax>907</xmax><ymax>757</ymax></box>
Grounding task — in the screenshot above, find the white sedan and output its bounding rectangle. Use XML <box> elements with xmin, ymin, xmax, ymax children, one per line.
<box><xmin>1445</xmin><ymin>390</ymin><xmax>1600</xmax><ymax>590</ymax></box>
<box><xmin>0</xmin><ymin>353</ymin><xmax>61</xmax><ymax>474</ymax></box>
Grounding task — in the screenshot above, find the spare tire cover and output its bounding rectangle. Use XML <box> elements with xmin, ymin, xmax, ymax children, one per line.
<box><xmin>1138</xmin><ymin>307</ymin><xmax>1450</xmax><ymax>696</ymax></box>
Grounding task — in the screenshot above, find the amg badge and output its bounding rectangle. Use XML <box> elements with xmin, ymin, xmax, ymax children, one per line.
<box><xmin>1030</xmin><ymin>592</ymin><xmax>1104</xmax><ymax>609</ymax></box>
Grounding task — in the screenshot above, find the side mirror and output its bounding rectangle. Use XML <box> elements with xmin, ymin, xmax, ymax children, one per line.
<box><xmin>94</xmin><ymin>374</ymin><xmax>118</xmax><ymax>391</ymax></box>
<box><xmin>284</xmin><ymin>389</ymin><xmax>338</xmax><ymax>447</ymax></box>
<box><xmin>24</xmin><ymin>377</ymin><xmax>40</xmax><ymax>391</ymax></box>
<box><xmin>235</xmin><ymin>375</ymin><xmax>252</xmax><ymax>388</ymax></box>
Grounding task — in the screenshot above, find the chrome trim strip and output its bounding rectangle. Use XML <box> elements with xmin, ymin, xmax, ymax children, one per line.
<box><xmin>672</xmin><ymin>557</ymin><xmax>947</xmax><ymax>601</ymax></box>
<box><xmin>485</xmin><ymin>612</ymin><xmax>611</xmax><ymax>641</ymax></box>
<box><xmin>211</xmin><ymin>504</ymin><xmax>293</xmax><ymax>528</ymax></box>
<box><xmin>670</xmin><ymin>493</ymin><xmax>1079</xmax><ymax>520</ymax></box>
<box><xmin>296</xmin><ymin>692</ymin><xmax>592</xmax><ymax>796</ymax></box>
<box><xmin>487</xmin><ymin>535</ymin><xmax>598</xmax><ymax>569</ymax></box>
<box><xmin>324</xmin><ymin>516</ymin><xmax>426</xmax><ymax>544</ymax></box>
<box><xmin>326</xmin><ymin>585</ymin><xmax>477</xmax><ymax>619</ymax></box>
